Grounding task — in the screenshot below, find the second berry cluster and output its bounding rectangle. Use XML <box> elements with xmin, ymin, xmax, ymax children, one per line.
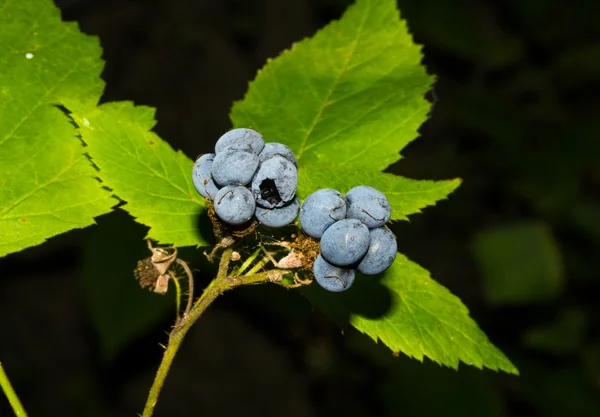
<box><xmin>300</xmin><ymin>187</ymin><xmax>397</xmax><ymax>292</ymax></box>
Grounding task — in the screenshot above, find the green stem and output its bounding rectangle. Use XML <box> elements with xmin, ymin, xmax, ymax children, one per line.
<box><xmin>246</xmin><ymin>256</ymin><xmax>270</xmax><ymax>276</ymax></box>
<box><xmin>0</xmin><ymin>362</ymin><xmax>28</xmax><ymax>417</ymax></box>
<box><xmin>141</xmin><ymin>249</ymin><xmax>286</xmax><ymax>417</ymax></box>
<box><xmin>171</xmin><ymin>274</ymin><xmax>182</xmax><ymax>320</ymax></box>
<box><xmin>234</xmin><ymin>247</ymin><xmax>262</xmax><ymax>276</ymax></box>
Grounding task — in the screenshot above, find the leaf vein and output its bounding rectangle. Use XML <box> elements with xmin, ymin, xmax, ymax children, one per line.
<box><xmin>0</xmin><ymin>156</ymin><xmax>83</xmax><ymax>218</ymax></box>
<box><xmin>296</xmin><ymin>2</ymin><xmax>370</xmax><ymax>161</ymax></box>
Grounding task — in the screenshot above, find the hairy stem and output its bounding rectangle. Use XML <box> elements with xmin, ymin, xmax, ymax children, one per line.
<box><xmin>141</xmin><ymin>249</ymin><xmax>287</xmax><ymax>417</ymax></box>
<box><xmin>171</xmin><ymin>275</ymin><xmax>182</xmax><ymax>322</ymax></box>
<box><xmin>0</xmin><ymin>362</ymin><xmax>28</xmax><ymax>417</ymax></box>
<box><xmin>175</xmin><ymin>258</ymin><xmax>194</xmax><ymax>320</ymax></box>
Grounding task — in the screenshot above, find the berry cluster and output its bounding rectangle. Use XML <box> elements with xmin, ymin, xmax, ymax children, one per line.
<box><xmin>192</xmin><ymin>128</ymin><xmax>300</xmax><ymax>227</ymax></box>
<box><xmin>193</xmin><ymin>129</ymin><xmax>397</xmax><ymax>293</ymax></box>
<box><xmin>300</xmin><ymin>186</ymin><xmax>397</xmax><ymax>292</ymax></box>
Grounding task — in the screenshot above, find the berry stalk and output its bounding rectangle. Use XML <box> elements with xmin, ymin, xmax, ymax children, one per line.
<box><xmin>141</xmin><ymin>248</ymin><xmax>291</xmax><ymax>417</ymax></box>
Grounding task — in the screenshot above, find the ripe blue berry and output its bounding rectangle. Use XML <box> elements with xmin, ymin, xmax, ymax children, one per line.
<box><xmin>252</xmin><ymin>156</ymin><xmax>298</xmax><ymax>208</ymax></box>
<box><xmin>357</xmin><ymin>226</ymin><xmax>397</xmax><ymax>275</ymax></box>
<box><xmin>215</xmin><ymin>128</ymin><xmax>265</xmax><ymax>155</ymax></box>
<box><xmin>213</xmin><ymin>185</ymin><xmax>256</xmax><ymax>225</ymax></box>
<box><xmin>211</xmin><ymin>149</ymin><xmax>259</xmax><ymax>186</ymax></box>
<box><xmin>320</xmin><ymin>218</ymin><xmax>370</xmax><ymax>266</ymax></box>
<box><xmin>299</xmin><ymin>189</ymin><xmax>346</xmax><ymax>238</ymax></box>
<box><xmin>192</xmin><ymin>153</ymin><xmax>220</xmax><ymax>199</ymax></box>
<box><xmin>258</xmin><ymin>142</ymin><xmax>298</xmax><ymax>167</ymax></box>
<box><xmin>255</xmin><ymin>197</ymin><xmax>300</xmax><ymax>228</ymax></box>
<box><xmin>345</xmin><ymin>186</ymin><xmax>391</xmax><ymax>229</ymax></box>
<box><xmin>313</xmin><ymin>254</ymin><xmax>355</xmax><ymax>292</ymax></box>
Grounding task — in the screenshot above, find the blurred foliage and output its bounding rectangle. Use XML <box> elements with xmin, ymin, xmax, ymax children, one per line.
<box><xmin>523</xmin><ymin>307</ymin><xmax>587</xmax><ymax>355</ymax></box>
<box><xmin>471</xmin><ymin>221</ymin><xmax>564</xmax><ymax>305</ymax></box>
<box><xmin>348</xmin><ymin>330</ymin><xmax>510</xmax><ymax>417</ymax></box>
<box><xmin>520</xmin><ymin>363</ymin><xmax>600</xmax><ymax>417</ymax></box>
<box><xmin>388</xmin><ymin>0</ymin><xmax>600</xmax><ymax>415</ymax></box>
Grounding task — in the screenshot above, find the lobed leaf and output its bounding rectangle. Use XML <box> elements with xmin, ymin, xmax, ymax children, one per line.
<box><xmin>71</xmin><ymin>102</ymin><xmax>208</xmax><ymax>247</ymax></box>
<box><xmin>298</xmin><ymin>164</ymin><xmax>461</xmax><ymax>220</ymax></box>
<box><xmin>304</xmin><ymin>254</ymin><xmax>519</xmax><ymax>374</ymax></box>
<box><xmin>231</xmin><ymin>0</ymin><xmax>459</xmax><ymax>222</ymax></box>
<box><xmin>231</xmin><ymin>0</ymin><xmax>432</xmax><ymax>172</ymax></box>
<box><xmin>0</xmin><ymin>0</ymin><xmax>115</xmax><ymax>257</ymax></box>
<box><xmin>232</xmin><ymin>0</ymin><xmax>515</xmax><ymax>373</ymax></box>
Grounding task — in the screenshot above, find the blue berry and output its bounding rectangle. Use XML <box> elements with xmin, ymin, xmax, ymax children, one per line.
<box><xmin>313</xmin><ymin>254</ymin><xmax>355</xmax><ymax>292</ymax></box>
<box><xmin>320</xmin><ymin>218</ymin><xmax>370</xmax><ymax>266</ymax></box>
<box><xmin>357</xmin><ymin>227</ymin><xmax>397</xmax><ymax>275</ymax></box>
<box><xmin>192</xmin><ymin>153</ymin><xmax>220</xmax><ymax>199</ymax></box>
<box><xmin>259</xmin><ymin>142</ymin><xmax>298</xmax><ymax>167</ymax></box>
<box><xmin>211</xmin><ymin>149</ymin><xmax>259</xmax><ymax>186</ymax></box>
<box><xmin>215</xmin><ymin>128</ymin><xmax>265</xmax><ymax>155</ymax></box>
<box><xmin>255</xmin><ymin>197</ymin><xmax>300</xmax><ymax>228</ymax></box>
<box><xmin>213</xmin><ymin>185</ymin><xmax>256</xmax><ymax>225</ymax></box>
<box><xmin>252</xmin><ymin>155</ymin><xmax>298</xmax><ymax>208</ymax></box>
<box><xmin>345</xmin><ymin>186</ymin><xmax>391</xmax><ymax>229</ymax></box>
<box><xmin>299</xmin><ymin>189</ymin><xmax>346</xmax><ymax>238</ymax></box>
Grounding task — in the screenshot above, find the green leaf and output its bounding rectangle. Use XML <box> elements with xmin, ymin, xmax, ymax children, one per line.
<box><xmin>355</xmin><ymin>255</ymin><xmax>517</xmax><ymax>373</ymax></box>
<box><xmin>231</xmin><ymin>0</ymin><xmax>432</xmax><ymax>173</ymax></box>
<box><xmin>71</xmin><ymin>102</ymin><xmax>208</xmax><ymax>247</ymax></box>
<box><xmin>303</xmin><ymin>254</ymin><xmax>519</xmax><ymax>374</ymax></box>
<box><xmin>298</xmin><ymin>165</ymin><xmax>461</xmax><ymax>220</ymax></box>
<box><xmin>231</xmin><ymin>0</ymin><xmax>460</xmax><ymax>219</ymax></box>
<box><xmin>471</xmin><ymin>221</ymin><xmax>565</xmax><ymax>306</ymax></box>
<box><xmin>231</xmin><ymin>0</ymin><xmax>510</xmax><ymax>373</ymax></box>
<box><xmin>0</xmin><ymin>0</ymin><xmax>115</xmax><ymax>258</ymax></box>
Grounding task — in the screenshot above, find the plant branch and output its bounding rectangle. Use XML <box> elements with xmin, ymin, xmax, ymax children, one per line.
<box><xmin>0</xmin><ymin>362</ymin><xmax>28</xmax><ymax>417</ymax></box>
<box><xmin>141</xmin><ymin>248</ymin><xmax>288</xmax><ymax>417</ymax></box>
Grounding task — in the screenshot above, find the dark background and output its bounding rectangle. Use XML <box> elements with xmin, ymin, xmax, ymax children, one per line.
<box><xmin>1</xmin><ymin>0</ymin><xmax>599</xmax><ymax>416</ymax></box>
